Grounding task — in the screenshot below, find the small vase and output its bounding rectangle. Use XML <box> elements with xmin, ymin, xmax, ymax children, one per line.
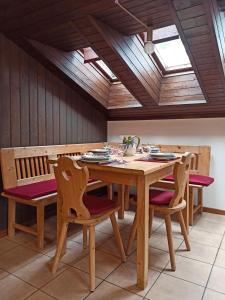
<box><xmin>124</xmin><ymin>144</ymin><xmax>136</xmax><ymax>156</ymax></box>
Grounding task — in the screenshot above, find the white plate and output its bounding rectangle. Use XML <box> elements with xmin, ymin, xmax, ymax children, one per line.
<box><xmin>89</xmin><ymin>149</ymin><xmax>110</xmax><ymax>154</ymax></box>
<box><xmin>150</xmin><ymin>152</ymin><xmax>176</xmax><ymax>158</ymax></box>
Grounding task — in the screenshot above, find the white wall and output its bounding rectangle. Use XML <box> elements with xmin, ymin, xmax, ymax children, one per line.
<box><xmin>108</xmin><ymin>118</ymin><xmax>225</xmax><ymax>210</ymax></box>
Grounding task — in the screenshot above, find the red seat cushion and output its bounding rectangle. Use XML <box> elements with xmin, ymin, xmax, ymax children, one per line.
<box><xmin>4</xmin><ymin>179</ymin><xmax>57</xmax><ymax>200</ymax></box>
<box><xmin>83</xmin><ymin>195</ymin><xmax>115</xmax><ymax>215</ymax></box>
<box><xmin>149</xmin><ymin>189</ymin><xmax>174</xmax><ymax>205</ymax></box>
<box><xmin>164</xmin><ymin>174</ymin><xmax>214</xmax><ymax>187</ymax></box>
<box><xmin>4</xmin><ymin>178</ymin><xmax>100</xmax><ymax>200</ymax></box>
<box><xmin>133</xmin><ymin>189</ymin><xmax>174</xmax><ymax>205</ymax></box>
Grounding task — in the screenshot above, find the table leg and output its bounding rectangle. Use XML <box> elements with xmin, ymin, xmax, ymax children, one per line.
<box><xmin>118</xmin><ymin>185</ymin><xmax>125</xmax><ymax>219</ymax></box>
<box><xmin>136</xmin><ymin>175</ymin><xmax>149</xmax><ymax>289</ymax></box>
<box><xmin>183</xmin><ymin>182</ymin><xmax>189</xmax><ymax>234</ymax></box>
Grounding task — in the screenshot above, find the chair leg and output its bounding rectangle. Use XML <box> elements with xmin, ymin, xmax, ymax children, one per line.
<box><xmin>198</xmin><ymin>188</ymin><xmax>203</xmax><ymax>214</ymax></box>
<box><xmin>189</xmin><ymin>187</ymin><xmax>194</xmax><ymax>226</ymax></box>
<box><xmin>149</xmin><ymin>208</ymin><xmax>154</xmax><ymax>237</ymax></box>
<box><xmin>8</xmin><ymin>199</ymin><xmax>16</xmax><ymax>238</ymax></box>
<box><xmin>177</xmin><ymin>211</ymin><xmax>190</xmax><ymax>251</ymax></box>
<box><xmin>52</xmin><ymin>222</ymin><xmax>68</xmax><ymax>274</ymax></box>
<box><xmin>37</xmin><ymin>203</ymin><xmax>45</xmax><ymax>250</ymax></box>
<box><xmin>164</xmin><ymin>214</ymin><xmax>176</xmax><ymax>271</ymax></box>
<box><xmin>83</xmin><ymin>225</ymin><xmax>88</xmax><ymax>249</ymax></box>
<box><xmin>89</xmin><ymin>225</ymin><xmax>95</xmax><ymax>292</ymax></box>
<box><xmin>110</xmin><ymin>213</ymin><xmax>126</xmax><ymax>262</ymax></box>
<box><xmin>126</xmin><ymin>212</ymin><xmax>138</xmax><ymax>255</ymax></box>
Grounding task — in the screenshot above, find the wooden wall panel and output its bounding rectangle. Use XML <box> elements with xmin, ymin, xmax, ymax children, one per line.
<box><xmin>0</xmin><ymin>34</ymin><xmax>107</xmax><ymax>231</ymax></box>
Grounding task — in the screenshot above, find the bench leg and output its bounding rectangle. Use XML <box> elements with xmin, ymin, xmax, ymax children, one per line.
<box><xmin>107</xmin><ymin>184</ymin><xmax>113</xmax><ymax>200</ymax></box>
<box><xmin>198</xmin><ymin>188</ymin><xmax>203</xmax><ymax>214</ymax></box>
<box><xmin>37</xmin><ymin>204</ymin><xmax>44</xmax><ymax>250</ymax></box>
<box><xmin>8</xmin><ymin>199</ymin><xmax>16</xmax><ymax>238</ymax></box>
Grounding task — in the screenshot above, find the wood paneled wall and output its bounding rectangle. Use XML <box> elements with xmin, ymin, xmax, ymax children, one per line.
<box><xmin>0</xmin><ymin>34</ymin><xmax>107</xmax><ymax>231</ymax></box>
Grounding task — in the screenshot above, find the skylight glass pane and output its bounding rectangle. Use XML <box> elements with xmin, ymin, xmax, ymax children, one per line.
<box><xmin>155</xmin><ymin>39</ymin><xmax>191</xmax><ymax>70</ymax></box>
<box><xmin>95</xmin><ymin>60</ymin><xmax>117</xmax><ymax>80</ymax></box>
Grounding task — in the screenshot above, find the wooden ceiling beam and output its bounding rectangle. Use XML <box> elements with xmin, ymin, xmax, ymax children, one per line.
<box><xmin>74</xmin><ymin>16</ymin><xmax>162</xmax><ymax>107</ymax></box>
<box><xmin>167</xmin><ymin>0</ymin><xmax>225</xmax><ymax>104</ymax></box>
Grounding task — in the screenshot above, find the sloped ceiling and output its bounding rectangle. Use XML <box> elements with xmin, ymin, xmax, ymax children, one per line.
<box><xmin>1</xmin><ymin>0</ymin><xmax>225</xmax><ymax>119</ymax></box>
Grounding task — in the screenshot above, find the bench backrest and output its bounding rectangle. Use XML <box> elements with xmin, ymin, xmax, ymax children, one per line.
<box><xmin>155</xmin><ymin>144</ymin><xmax>211</xmax><ymax>176</ymax></box>
<box><xmin>0</xmin><ymin>143</ymin><xmax>104</xmax><ymax>189</ymax></box>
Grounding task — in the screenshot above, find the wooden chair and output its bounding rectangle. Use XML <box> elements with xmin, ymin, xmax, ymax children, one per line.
<box><xmin>51</xmin><ymin>157</ymin><xmax>126</xmax><ymax>291</ymax></box>
<box><xmin>126</xmin><ymin>153</ymin><xmax>191</xmax><ymax>271</ymax></box>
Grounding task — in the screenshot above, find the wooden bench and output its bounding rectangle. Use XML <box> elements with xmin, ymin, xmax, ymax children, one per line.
<box><xmin>0</xmin><ymin>142</ymin><xmax>111</xmax><ymax>249</ymax></box>
<box><xmin>153</xmin><ymin>144</ymin><xmax>213</xmax><ymax>225</ymax></box>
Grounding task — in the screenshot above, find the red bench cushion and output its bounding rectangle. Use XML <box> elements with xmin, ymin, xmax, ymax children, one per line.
<box><xmin>4</xmin><ymin>178</ymin><xmax>99</xmax><ymax>200</ymax></box>
<box><xmin>164</xmin><ymin>174</ymin><xmax>214</xmax><ymax>187</ymax></box>
<box><xmin>4</xmin><ymin>179</ymin><xmax>57</xmax><ymax>200</ymax></box>
<box><xmin>83</xmin><ymin>195</ymin><xmax>115</xmax><ymax>215</ymax></box>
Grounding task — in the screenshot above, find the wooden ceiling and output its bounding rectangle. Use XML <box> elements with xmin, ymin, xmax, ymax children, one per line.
<box><xmin>1</xmin><ymin>0</ymin><xmax>225</xmax><ymax>120</ymax></box>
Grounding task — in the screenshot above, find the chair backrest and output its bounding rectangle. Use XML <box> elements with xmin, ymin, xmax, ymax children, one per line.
<box><xmin>54</xmin><ymin>156</ymin><xmax>91</xmax><ymax>219</ymax></box>
<box><xmin>169</xmin><ymin>152</ymin><xmax>192</xmax><ymax>208</ymax></box>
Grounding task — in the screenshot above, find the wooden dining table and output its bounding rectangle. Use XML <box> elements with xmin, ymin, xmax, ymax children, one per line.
<box><xmin>50</xmin><ymin>153</ymin><xmax>188</xmax><ymax>290</ymax></box>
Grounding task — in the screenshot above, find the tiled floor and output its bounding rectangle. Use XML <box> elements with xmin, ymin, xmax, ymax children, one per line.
<box><xmin>0</xmin><ymin>211</ymin><xmax>225</xmax><ymax>300</ymax></box>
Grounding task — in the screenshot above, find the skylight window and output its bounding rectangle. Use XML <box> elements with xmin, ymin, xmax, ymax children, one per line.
<box><xmin>95</xmin><ymin>60</ymin><xmax>117</xmax><ymax>80</ymax></box>
<box><xmin>155</xmin><ymin>39</ymin><xmax>191</xmax><ymax>71</ymax></box>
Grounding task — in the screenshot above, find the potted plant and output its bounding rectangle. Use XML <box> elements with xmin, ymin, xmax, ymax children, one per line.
<box><xmin>122</xmin><ymin>136</ymin><xmax>140</xmax><ymax>156</ymax></box>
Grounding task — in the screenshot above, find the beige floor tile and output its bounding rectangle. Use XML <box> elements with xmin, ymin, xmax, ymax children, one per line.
<box><xmin>129</xmin><ymin>247</ymin><xmax>170</xmax><ymax>271</ymax></box>
<box><xmin>215</xmin><ymin>249</ymin><xmax>225</xmax><ymax>269</ymax></box>
<box><xmin>106</xmin><ymin>261</ymin><xmax>160</xmax><ymax>297</ymax></box>
<box><xmin>14</xmin><ymin>255</ymin><xmax>67</xmax><ymax>288</ymax></box>
<box><xmin>155</xmin><ymin>222</ymin><xmax>184</xmax><ymax>239</ymax></box>
<box><xmin>44</xmin><ymin>240</ymin><xmax>88</xmax><ymax>265</ymax></box>
<box><xmin>220</xmin><ymin>237</ymin><xmax>225</xmax><ymax>250</ymax></box>
<box><xmin>0</xmin><ymin>245</ymin><xmax>41</xmax><ymax>273</ymax></box>
<box><xmin>74</xmin><ymin>250</ymin><xmax>121</xmax><ymax>279</ymax></box>
<box><xmin>71</xmin><ymin>230</ymin><xmax>112</xmax><ymax>247</ymax></box>
<box><xmin>42</xmin><ymin>267</ymin><xmax>102</xmax><ymax>300</ymax></box>
<box><xmin>0</xmin><ymin>268</ymin><xmax>9</xmax><ymax>280</ymax></box>
<box><xmin>99</xmin><ymin>236</ymin><xmax>130</xmax><ymax>259</ymax></box>
<box><xmin>95</xmin><ymin>219</ymin><xmax>125</xmax><ymax>234</ymax></box>
<box><xmin>86</xmin><ymin>281</ymin><xmax>142</xmax><ymax>300</ymax></box>
<box><xmin>201</xmin><ymin>213</ymin><xmax>225</xmax><ymax>225</ymax></box>
<box><xmin>164</xmin><ymin>255</ymin><xmax>212</xmax><ymax>286</ymax></box>
<box><xmin>0</xmin><ymin>274</ymin><xmax>36</xmax><ymax>300</ymax></box>
<box><xmin>0</xmin><ymin>238</ymin><xmax>18</xmax><ymax>255</ymax></box>
<box><xmin>203</xmin><ymin>289</ymin><xmax>225</xmax><ymax>300</ymax></box>
<box><xmin>208</xmin><ymin>266</ymin><xmax>225</xmax><ymax>294</ymax></box>
<box><xmin>177</xmin><ymin>241</ymin><xmax>218</xmax><ymax>264</ymax></box>
<box><xmin>146</xmin><ymin>273</ymin><xmax>204</xmax><ymax>300</ymax></box>
<box><xmin>149</xmin><ymin>232</ymin><xmax>183</xmax><ymax>252</ymax></box>
<box><xmin>189</xmin><ymin>228</ymin><xmax>222</xmax><ymax>248</ymax></box>
<box><xmin>27</xmin><ymin>290</ymin><xmax>55</xmax><ymax>300</ymax></box>
<box><xmin>194</xmin><ymin>219</ymin><xmax>225</xmax><ymax>235</ymax></box>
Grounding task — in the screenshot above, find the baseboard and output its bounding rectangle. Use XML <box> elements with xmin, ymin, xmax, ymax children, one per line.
<box><xmin>203</xmin><ymin>207</ymin><xmax>225</xmax><ymax>216</ymax></box>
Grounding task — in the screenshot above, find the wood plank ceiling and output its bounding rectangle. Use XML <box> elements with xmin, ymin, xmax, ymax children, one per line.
<box><xmin>1</xmin><ymin>0</ymin><xmax>225</xmax><ymax>119</ymax></box>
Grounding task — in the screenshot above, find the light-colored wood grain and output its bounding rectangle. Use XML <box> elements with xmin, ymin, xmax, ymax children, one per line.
<box><xmin>127</xmin><ymin>153</ymin><xmax>192</xmax><ymax>273</ymax></box>
<box><xmin>0</xmin><ymin>142</ymin><xmax>110</xmax><ymax>250</ymax></box>
<box><xmin>52</xmin><ymin>157</ymin><xmax>125</xmax><ymax>292</ymax></box>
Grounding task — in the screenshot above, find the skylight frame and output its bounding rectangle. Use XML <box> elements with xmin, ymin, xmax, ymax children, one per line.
<box><xmin>153</xmin><ymin>38</ymin><xmax>192</xmax><ymax>74</ymax></box>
